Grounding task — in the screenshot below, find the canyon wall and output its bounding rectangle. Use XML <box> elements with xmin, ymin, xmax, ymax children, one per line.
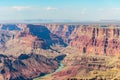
<box><xmin>1</xmin><ymin>24</ymin><xmax>120</xmax><ymax>55</ymax></box>
<box><xmin>0</xmin><ymin>24</ymin><xmax>120</xmax><ymax>80</ymax></box>
<box><xmin>0</xmin><ymin>53</ymin><xmax>59</xmax><ymax>80</ymax></box>
<box><xmin>0</xmin><ymin>24</ymin><xmax>67</xmax><ymax>56</ymax></box>
<box><xmin>46</xmin><ymin>24</ymin><xmax>120</xmax><ymax>55</ymax></box>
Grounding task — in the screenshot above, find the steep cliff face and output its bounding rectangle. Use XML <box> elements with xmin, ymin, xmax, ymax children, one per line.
<box><xmin>46</xmin><ymin>24</ymin><xmax>120</xmax><ymax>55</ymax></box>
<box><xmin>0</xmin><ymin>53</ymin><xmax>59</xmax><ymax>80</ymax></box>
<box><xmin>2</xmin><ymin>24</ymin><xmax>119</xmax><ymax>55</ymax></box>
<box><xmin>70</xmin><ymin>25</ymin><xmax>120</xmax><ymax>55</ymax></box>
<box><xmin>46</xmin><ymin>24</ymin><xmax>77</xmax><ymax>44</ymax></box>
<box><xmin>0</xmin><ymin>26</ymin><xmax>38</xmax><ymax>55</ymax></box>
<box><xmin>27</xmin><ymin>24</ymin><xmax>67</xmax><ymax>48</ymax></box>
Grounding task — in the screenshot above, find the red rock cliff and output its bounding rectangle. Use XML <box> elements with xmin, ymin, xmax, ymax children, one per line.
<box><xmin>46</xmin><ymin>24</ymin><xmax>120</xmax><ymax>55</ymax></box>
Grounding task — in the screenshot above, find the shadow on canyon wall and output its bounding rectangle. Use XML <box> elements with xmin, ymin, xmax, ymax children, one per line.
<box><xmin>27</xmin><ymin>24</ymin><xmax>67</xmax><ymax>49</ymax></box>
<box><xmin>2</xmin><ymin>24</ymin><xmax>21</xmax><ymax>31</ymax></box>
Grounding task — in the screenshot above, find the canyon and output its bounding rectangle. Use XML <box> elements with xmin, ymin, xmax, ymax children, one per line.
<box><xmin>0</xmin><ymin>24</ymin><xmax>120</xmax><ymax>79</ymax></box>
<box><xmin>46</xmin><ymin>24</ymin><xmax>120</xmax><ymax>55</ymax></box>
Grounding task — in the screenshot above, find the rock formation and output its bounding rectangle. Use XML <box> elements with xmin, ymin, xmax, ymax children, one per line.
<box><xmin>0</xmin><ymin>53</ymin><xmax>59</xmax><ymax>80</ymax></box>
<box><xmin>2</xmin><ymin>24</ymin><xmax>120</xmax><ymax>56</ymax></box>
<box><xmin>46</xmin><ymin>24</ymin><xmax>120</xmax><ymax>55</ymax></box>
<box><xmin>0</xmin><ymin>24</ymin><xmax>120</xmax><ymax>80</ymax></box>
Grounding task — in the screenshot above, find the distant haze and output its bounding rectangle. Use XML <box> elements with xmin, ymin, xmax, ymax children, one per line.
<box><xmin>0</xmin><ymin>0</ymin><xmax>120</xmax><ymax>21</ymax></box>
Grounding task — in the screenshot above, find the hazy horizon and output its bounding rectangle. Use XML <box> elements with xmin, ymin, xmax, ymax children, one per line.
<box><xmin>0</xmin><ymin>0</ymin><xmax>120</xmax><ymax>21</ymax></box>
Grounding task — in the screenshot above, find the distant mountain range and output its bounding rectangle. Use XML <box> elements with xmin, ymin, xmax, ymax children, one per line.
<box><xmin>0</xmin><ymin>19</ymin><xmax>120</xmax><ymax>24</ymax></box>
<box><xmin>0</xmin><ymin>19</ymin><xmax>73</xmax><ymax>24</ymax></box>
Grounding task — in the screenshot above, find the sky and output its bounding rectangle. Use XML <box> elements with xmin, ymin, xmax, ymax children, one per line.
<box><xmin>0</xmin><ymin>0</ymin><xmax>120</xmax><ymax>21</ymax></box>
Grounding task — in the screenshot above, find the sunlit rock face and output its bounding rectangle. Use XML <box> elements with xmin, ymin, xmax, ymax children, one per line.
<box><xmin>46</xmin><ymin>24</ymin><xmax>120</xmax><ymax>55</ymax></box>
<box><xmin>0</xmin><ymin>24</ymin><xmax>68</xmax><ymax>56</ymax></box>
<box><xmin>46</xmin><ymin>24</ymin><xmax>77</xmax><ymax>44</ymax></box>
<box><xmin>0</xmin><ymin>24</ymin><xmax>39</xmax><ymax>56</ymax></box>
<box><xmin>70</xmin><ymin>25</ymin><xmax>120</xmax><ymax>55</ymax></box>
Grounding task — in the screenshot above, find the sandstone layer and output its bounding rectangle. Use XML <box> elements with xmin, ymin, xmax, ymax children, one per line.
<box><xmin>46</xmin><ymin>24</ymin><xmax>120</xmax><ymax>55</ymax></box>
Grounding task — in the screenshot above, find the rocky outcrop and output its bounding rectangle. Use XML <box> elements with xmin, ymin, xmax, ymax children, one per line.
<box><xmin>0</xmin><ymin>53</ymin><xmax>59</xmax><ymax>80</ymax></box>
